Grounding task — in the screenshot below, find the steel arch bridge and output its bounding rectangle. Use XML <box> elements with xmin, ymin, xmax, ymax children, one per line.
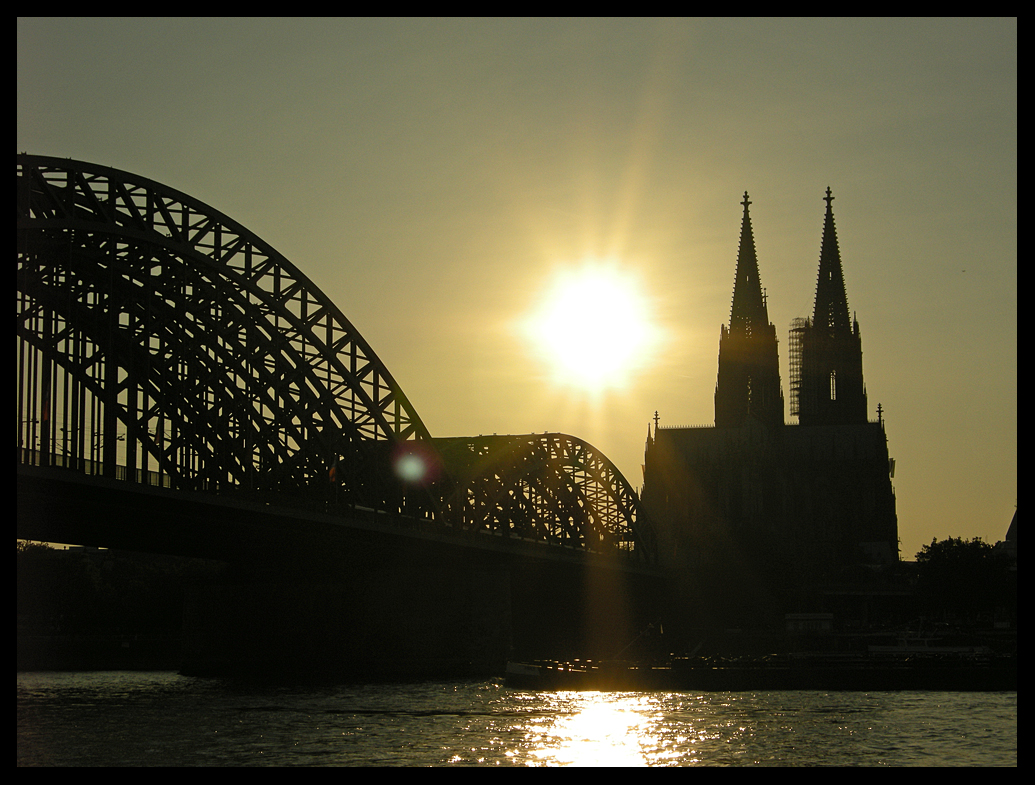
<box><xmin>433</xmin><ymin>434</ymin><xmax>648</xmax><ymax>555</ymax></box>
<box><xmin>16</xmin><ymin>154</ymin><xmax>655</xmax><ymax>564</ymax></box>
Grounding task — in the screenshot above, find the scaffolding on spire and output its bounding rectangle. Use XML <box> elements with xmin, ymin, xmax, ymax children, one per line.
<box><xmin>788</xmin><ymin>317</ymin><xmax>807</xmax><ymax>418</ymax></box>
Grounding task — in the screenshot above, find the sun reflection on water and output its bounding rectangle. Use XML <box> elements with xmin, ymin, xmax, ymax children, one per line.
<box><xmin>519</xmin><ymin>692</ymin><xmax>693</xmax><ymax>767</ymax></box>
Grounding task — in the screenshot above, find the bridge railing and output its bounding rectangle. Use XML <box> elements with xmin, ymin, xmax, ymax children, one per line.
<box><xmin>19</xmin><ymin>448</ymin><xmax>173</xmax><ymax>488</ymax></box>
<box><xmin>18</xmin><ymin>447</ymin><xmax>651</xmax><ymax>564</ymax></box>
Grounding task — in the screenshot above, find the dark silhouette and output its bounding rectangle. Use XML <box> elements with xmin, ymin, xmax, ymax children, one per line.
<box><xmin>794</xmin><ymin>188</ymin><xmax>868</xmax><ymax>426</ymax></box>
<box><xmin>643</xmin><ymin>190</ymin><xmax>899</xmax><ymax>638</ymax></box>
<box><xmin>714</xmin><ymin>192</ymin><xmax>785</xmax><ymax>430</ymax></box>
<box><xmin>914</xmin><ymin>535</ymin><xmax>1016</xmax><ymax>624</ymax></box>
<box><xmin>17</xmin><ymin>541</ymin><xmax>225</xmax><ymax>670</ymax></box>
<box><xmin>16</xmin><ymin>155</ymin><xmax>658</xmax><ymax>677</ymax></box>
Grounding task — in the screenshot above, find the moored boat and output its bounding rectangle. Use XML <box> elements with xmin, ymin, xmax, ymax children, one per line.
<box><xmin>505</xmin><ymin>652</ymin><xmax>1016</xmax><ymax>692</ymax></box>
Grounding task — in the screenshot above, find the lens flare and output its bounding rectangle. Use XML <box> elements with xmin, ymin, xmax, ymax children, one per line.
<box><xmin>394</xmin><ymin>453</ymin><xmax>426</xmax><ymax>483</ymax></box>
<box><xmin>390</xmin><ymin>442</ymin><xmax>440</xmax><ymax>486</ymax></box>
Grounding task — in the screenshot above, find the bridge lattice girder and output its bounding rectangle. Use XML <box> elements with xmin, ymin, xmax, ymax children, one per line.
<box><xmin>17</xmin><ymin>155</ymin><xmax>654</xmax><ymax>563</ymax></box>
<box><xmin>433</xmin><ymin>434</ymin><xmax>654</xmax><ymax>561</ymax></box>
<box><xmin>17</xmin><ymin>154</ymin><xmax>428</xmax><ymax>500</ymax></box>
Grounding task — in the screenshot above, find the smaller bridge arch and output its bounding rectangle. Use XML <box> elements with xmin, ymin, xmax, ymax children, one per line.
<box><xmin>432</xmin><ymin>434</ymin><xmax>655</xmax><ymax>563</ymax></box>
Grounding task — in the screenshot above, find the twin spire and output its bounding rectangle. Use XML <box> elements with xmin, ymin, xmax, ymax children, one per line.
<box><xmin>716</xmin><ymin>187</ymin><xmax>863</xmax><ymax>429</ymax></box>
<box><xmin>813</xmin><ymin>187</ymin><xmax>853</xmax><ymax>335</ymax></box>
<box><xmin>729</xmin><ymin>187</ymin><xmax>851</xmax><ymax>337</ymax></box>
<box><xmin>715</xmin><ymin>191</ymin><xmax>783</xmax><ymax>429</ymax></box>
<box><xmin>728</xmin><ymin>191</ymin><xmax>769</xmax><ymax>336</ymax></box>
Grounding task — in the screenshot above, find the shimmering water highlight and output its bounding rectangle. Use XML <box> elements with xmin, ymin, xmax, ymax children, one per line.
<box><xmin>17</xmin><ymin>671</ymin><xmax>1016</xmax><ymax>766</ymax></box>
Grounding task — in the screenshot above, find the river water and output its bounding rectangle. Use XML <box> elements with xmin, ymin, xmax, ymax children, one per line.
<box><xmin>17</xmin><ymin>671</ymin><xmax>1016</xmax><ymax>766</ymax></box>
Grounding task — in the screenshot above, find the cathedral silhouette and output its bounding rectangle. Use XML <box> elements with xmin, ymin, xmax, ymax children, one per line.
<box><xmin>642</xmin><ymin>189</ymin><xmax>898</xmax><ymax>630</ymax></box>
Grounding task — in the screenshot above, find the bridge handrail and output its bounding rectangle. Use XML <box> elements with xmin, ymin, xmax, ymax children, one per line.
<box><xmin>19</xmin><ymin>447</ymin><xmax>173</xmax><ymax>488</ymax></box>
<box><xmin>18</xmin><ymin>448</ymin><xmax>649</xmax><ymax>563</ymax></box>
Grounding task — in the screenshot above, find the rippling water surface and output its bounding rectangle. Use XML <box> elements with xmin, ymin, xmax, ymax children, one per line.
<box><xmin>17</xmin><ymin>671</ymin><xmax>1016</xmax><ymax>766</ymax></box>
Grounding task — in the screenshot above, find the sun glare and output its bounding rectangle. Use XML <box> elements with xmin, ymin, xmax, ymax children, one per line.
<box><xmin>527</xmin><ymin>693</ymin><xmax>659</xmax><ymax>766</ymax></box>
<box><xmin>524</xmin><ymin>259</ymin><xmax>657</xmax><ymax>395</ymax></box>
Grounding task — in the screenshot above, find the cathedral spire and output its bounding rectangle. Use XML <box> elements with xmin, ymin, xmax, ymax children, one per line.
<box><xmin>813</xmin><ymin>187</ymin><xmax>852</xmax><ymax>335</ymax></box>
<box><xmin>715</xmin><ymin>192</ymin><xmax>784</xmax><ymax>429</ymax></box>
<box><xmin>729</xmin><ymin>192</ymin><xmax>769</xmax><ymax>335</ymax></box>
<box><xmin>796</xmin><ymin>187</ymin><xmax>868</xmax><ymax>426</ymax></box>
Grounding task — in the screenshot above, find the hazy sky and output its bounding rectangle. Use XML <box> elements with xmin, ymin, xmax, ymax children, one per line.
<box><xmin>18</xmin><ymin>18</ymin><xmax>1016</xmax><ymax>558</ymax></box>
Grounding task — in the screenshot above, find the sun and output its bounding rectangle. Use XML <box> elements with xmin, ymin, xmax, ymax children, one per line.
<box><xmin>524</xmin><ymin>258</ymin><xmax>657</xmax><ymax>394</ymax></box>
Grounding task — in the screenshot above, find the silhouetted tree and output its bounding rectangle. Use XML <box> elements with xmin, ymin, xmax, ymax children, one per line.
<box><xmin>914</xmin><ymin>537</ymin><xmax>1012</xmax><ymax>622</ymax></box>
<box><xmin>17</xmin><ymin>542</ymin><xmax>224</xmax><ymax>635</ymax></box>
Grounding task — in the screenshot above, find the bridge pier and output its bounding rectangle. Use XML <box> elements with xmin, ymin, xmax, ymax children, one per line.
<box><xmin>20</xmin><ymin>465</ymin><xmax>663</xmax><ymax>679</ymax></box>
<box><xmin>181</xmin><ymin>565</ymin><xmax>513</xmax><ymax>680</ymax></box>
<box><xmin>181</xmin><ymin>560</ymin><xmax>660</xmax><ymax>679</ymax></box>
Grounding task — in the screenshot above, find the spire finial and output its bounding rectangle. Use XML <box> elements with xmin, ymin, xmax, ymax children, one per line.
<box><xmin>824</xmin><ymin>186</ymin><xmax>834</xmax><ymax>210</ymax></box>
<box><xmin>741</xmin><ymin>191</ymin><xmax>751</xmax><ymax>210</ymax></box>
<box><xmin>654</xmin><ymin>410</ymin><xmax>660</xmax><ymax>431</ymax></box>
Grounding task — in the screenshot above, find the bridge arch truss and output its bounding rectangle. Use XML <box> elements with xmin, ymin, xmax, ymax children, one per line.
<box><xmin>434</xmin><ymin>434</ymin><xmax>655</xmax><ymax>562</ymax></box>
<box><xmin>17</xmin><ymin>154</ymin><xmax>429</xmax><ymax>501</ymax></box>
<box><xmin>17</xmin><ymin>154</ymin><xmax>655</xmax><ymax>564</ymax></box>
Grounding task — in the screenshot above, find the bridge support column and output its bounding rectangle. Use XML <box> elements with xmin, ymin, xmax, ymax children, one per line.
<box><xmin>181</xmin><ymin>565</ymin><xmax>511</xmax><ymax>680</ymax></box>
